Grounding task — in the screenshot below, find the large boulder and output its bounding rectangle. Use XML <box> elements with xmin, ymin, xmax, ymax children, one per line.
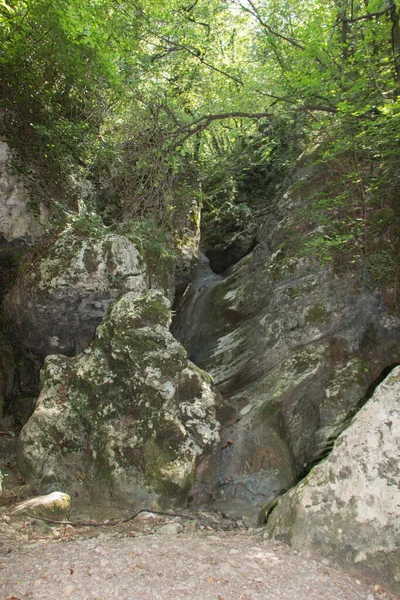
<box><xmin>265</xmin><ymin>366</ymin><xmax>400</xmax><ymax>595</ymax></box>
<box><xmin>4</xmin><ymin>218</ymin><xmax>149</xmax><ymax>357</ymax></box>
<box><xmin>18</xmin><ymin>290</ymin><xmax>219</xmax><ymax>508</ymax></box>
<box><xmin>173</xmin><ymin>152</ymin><xmax>400</xmax><ymax>517</ymax></box>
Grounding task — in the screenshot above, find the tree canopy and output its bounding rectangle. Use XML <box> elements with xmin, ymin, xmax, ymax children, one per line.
<box><xmin>1</xmin><ymin>0</ymin><xmax>399</xmax><ymax>235</ymax></box>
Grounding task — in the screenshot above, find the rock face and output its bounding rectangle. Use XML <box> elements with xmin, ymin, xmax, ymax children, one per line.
<box><xmin>18</xmin><ymin>290</ymin><xmax>219</xmax><ymax>507</ymax></box>
<box><xmin>12</xmin><ymin>491</ymin><xmax>71</xmax><ymax>520</ymax></box>
<box><xmin>173</xmin><ymin>196</ymin><xmax>201</xmax><ymax>295</ymax></box>
<box><xmin>0</xmin><ymin>332</ymin><xmax>14</xmax><ymax>418</ymax></box>
<box><xmin>173</xmin><ymin>153</ymin><xmax>400</xmax><ymax>517</ymax></box>
<box><xmin>201</xmin><ymin>205</ymin><xmax>257</xmax><ymax>274</ymax></box>
<box><xmin>4</xmin><ymin>220</ymin><xmax>148</xmax><ymax>357</ymax></box>
<box><xmin>265</xmin><ymin>367</ymin><xmax>400</xmax><ymax>595</ymax></box>
<box><xmin>0</xmin><ymin>140</ymin><xmax>48</xmax><ymax>243</ymax></box>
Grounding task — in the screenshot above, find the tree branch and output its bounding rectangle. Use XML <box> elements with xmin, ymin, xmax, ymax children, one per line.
<box><xmin>157</xmin><ymin>35</ymin><xmax>244</xmax><ymax>86</ymax></box>
<box><xmin>337</xmin><ymin>6</ymin><xmax>391</xmax><ymax>24</ymax></box>
<box><xmin>237</xmin><ymin>0</ymin><xmax>305</xmax><ymax>50</ymax></box>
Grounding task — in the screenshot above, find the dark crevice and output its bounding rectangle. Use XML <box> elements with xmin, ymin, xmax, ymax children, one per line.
<box><xmin>284</xmin><ymin>362</ymin><xmax>400</xmax><ymax>492</ymax></box>
<box><xmin>203</xmin><ymin>236</ymin><xmax>258</xmax><ymax>274</ymax></box>
<box><xmin>263</xmin><ymin>363</ymin><xmax>400</xmax><ymax>527</ymax></box>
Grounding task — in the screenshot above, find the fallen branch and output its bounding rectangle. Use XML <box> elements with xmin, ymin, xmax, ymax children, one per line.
<box><xmin>25</xmin><ymin>508</ymin><xmax>197</xmax><ymax>528</ymax></box>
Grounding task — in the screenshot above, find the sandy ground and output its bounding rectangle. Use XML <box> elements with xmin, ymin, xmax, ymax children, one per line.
<box><xmin>0</xmin><ymin>428</ymin><xmax>397</xmax><ymax>600</ymax></box>
<box><xmin>0</xmin><ymin>513</ymin><xmax>396</xmax><ymax>600</ymax></box>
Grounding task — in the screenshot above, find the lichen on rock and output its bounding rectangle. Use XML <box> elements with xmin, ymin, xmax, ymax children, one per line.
<box><xmin>172</xmin><ymin>151</ymin><xmax>400</xmax><ymax>519</ymax></box>
<box><xmin>4</xmin><ymin>218</ymin><xmax>150</xmax><ymax>357</ymax></box>
<box><xmin>265</xmin><ymin>366</ymin><xmax>400</xmax><ymax>595</ymax></box>
<box><xmin>12</xmin><ymin>491</ymin><xmax>71</xmax><ymax>520</ymax></box>
<box><xmin>17</xmin><ymin>290</ymin><xmax>220</xmax><ymax>509</ymax></box>
<box><xmin>0</xmin><ymin>140</ymin><xmax>49</xmax><ymax>243</ymax></box>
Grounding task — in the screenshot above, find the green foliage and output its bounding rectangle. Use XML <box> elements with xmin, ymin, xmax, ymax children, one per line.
<box><xmin>113</xmin><ymin>219</ymin><xmax>176</xmax><ymax>287</ymax></box>
<box><xmin>70</xmin><ymin>214</ymin><xmax>106</xmax><ymax>239</ymax></box>
<box><xmin>1</xmin><ymin>0</ymin><xmax>400</xmax><ymax>300</ymax></box>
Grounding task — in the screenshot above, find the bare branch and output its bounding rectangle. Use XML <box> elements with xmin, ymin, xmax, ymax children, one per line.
<box><xmin>237</xmin><ymin>0</ymin><xmax>305</xmax><ymax>50</ymax></box>
<box><xmin>337</xmin><ymin>6</ymin><xmax>391</xmax><ymax>24</ymax></box>
<box><xmin>157</xmin><ymin>35</ymin><xmax>244</xmax><ymax>86</ymax></box>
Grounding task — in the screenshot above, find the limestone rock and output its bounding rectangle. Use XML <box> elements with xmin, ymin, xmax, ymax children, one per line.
<box><xmin>173</xmin><ymin>196</ymin><xmax>201</xmax><ymax>294</ymax></box>
<box><xmin>173</xmin><ymin>151</ymin><xmax>400</xmax><ymax>515</ymax></box>
<box><xmin>200</xmin><ymin>200</ymin><xmax>257</xmax><ymax>274</ymax></box>
<box><xmin>0</xmin><ymin>140</ymin><xmax>48</xmax><ymax>243</ymax></box>
<box><xmin>18</xmin><ymin>290</ymin><xmax>220</xmax><ymax>508</ymax></box>
<box><xmin>12</xmin><ymin>491</ymin><xmax>71</xmax><ymax>520</ymax></box>
<box><xmin>265</xmin><ymin>367</ymin><xmax>400</xmax><ymax>595</ymax></box>
<box><xmin>4</xmin><ymin>218</ymin><xmax>149</xmax><ymax>357</ymax></box>
<box><xmin>156</xmin><ymin>522</ymin><xmax>182</xmax><ymax>535</ymax></box>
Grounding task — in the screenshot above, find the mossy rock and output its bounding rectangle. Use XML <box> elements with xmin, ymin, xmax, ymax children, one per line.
<box><xmin>18</xmin><ymin>290</ymin><xmax>220</xmax><ymax>509</ymax></box>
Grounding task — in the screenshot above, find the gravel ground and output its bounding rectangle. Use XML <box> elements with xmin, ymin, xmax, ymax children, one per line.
<box><xmin>0</xmin><ymin>524</ymin><xmax>394</xmax><ymax>600</ymax></box>
<box><xmin>0</xmin><ymin>436</ymin><xmax>397</xmax><ymax>600</ymax></box>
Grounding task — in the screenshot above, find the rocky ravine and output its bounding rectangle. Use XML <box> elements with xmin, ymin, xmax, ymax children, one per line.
<box><xmin>1</xmin><ymin>144</ymin><xmax>399</xmax><ymax>595</ymax></box>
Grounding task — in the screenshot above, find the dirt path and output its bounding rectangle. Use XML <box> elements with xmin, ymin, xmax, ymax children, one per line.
<box><xmin>0</xmin><ymin>521</ymin><xmax>394</xmax><ymax>600</ymax></box>
<box><xmin>0</xmin><ymin>435</ymin><xmax>396</xmax><ymax>600</ymax></box>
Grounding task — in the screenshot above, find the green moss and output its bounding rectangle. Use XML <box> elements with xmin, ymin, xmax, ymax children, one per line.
<box><xmin>360</xmin><ymin>323</ymin><xmax>377</xmax><ymax>350</ymax></box>
<box><xmin>285</xmin><ymin>287</ymin><xmax>299</xmax><ymax>300</ymax></box>
<box><xmin>305</xmin><ymin>303</ymin><xmax>328</xmax><ymax>324</ymax></box>
<box><xmin>143</xmin><ymin>437</ymin><xmax>184</xmax><ymax>495</ymax></box>
<box><xmin>144</xmin><ymin>434</ymin><xmax>195</xmax><ymax>508</ymax></box>
<box><xmin>135</xmin><ymin>293</ymin><xmax>170</xmax><ymax>326</ymax></box>
<box><xmin>82</xmin><ymin>245</ymin><xmax>100</xmax><ymax>274</ymax></box>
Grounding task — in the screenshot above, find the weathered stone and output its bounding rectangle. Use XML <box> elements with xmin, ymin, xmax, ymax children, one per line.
<box><xmin>173</xmin><ymin>152</ymin><xmax>400</xmax><ymax>516</ymax></box>
<box><xmin>265</xmin><ymin>367</ymin><xmax>400</xmax><ymax>596</ymax></box>
<box><xmin>173</xmin><ymin>196</ymin><xmax>201</xmax><ymax>294</ymax></box>
<box><xmin>200</xmin><ymin>201</ymin><xmax>257</xmax><ymax>274</ymax></box>
<box><xmin>12</xmin><ymin>491</ymin><xmax>71</xmax><ymax>520</ymax></box>
<box><xmin>4</xmin><ymin>219</ymin><xmax>149</xmax><ymax>357</ymax></box>
<box><xmin>18</xmin><ymin>290</ymin><xmax>220</xmax><ymax>508</ymax></box>
<box><xmin>156</xmin><ymin>522</ymin><xmax>182</xmax><ymax>535</ymax></box>
<box><xmin>0</xmin><ymin>140</ymin><xmax>49</xmax><ymax>243</ymax></box>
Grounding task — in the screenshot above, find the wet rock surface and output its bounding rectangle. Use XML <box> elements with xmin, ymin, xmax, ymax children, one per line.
<box><xmin>173</xmin><ymin>155</ymin><xmax>400</xmax><ymax>517</ymax></box>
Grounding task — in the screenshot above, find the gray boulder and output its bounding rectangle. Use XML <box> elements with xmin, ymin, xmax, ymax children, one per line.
<box><xmin>265</xmin><ymin>366</ymin><xmax>400</xmax><ymax>595</ymax></box>
<box><xmin>4</xmin><ymin>218</ymin><xmax>149</xmax><ymax>357</ymax></box>
<box><xmin>18</xmin><ymin>290</ymin><xmax>220</xmax><ymax>508</ymax></box>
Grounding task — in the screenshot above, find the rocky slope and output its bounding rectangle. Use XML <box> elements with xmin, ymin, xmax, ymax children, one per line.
<box><xmin>1</xmin><ymin>141</ymin><xmax>399</xmax><ymax>594</ymax></box>
<box><xmin>173</xmin><ymin>153</ymin><xmax>400</xmax><ymax>525</ymax></box>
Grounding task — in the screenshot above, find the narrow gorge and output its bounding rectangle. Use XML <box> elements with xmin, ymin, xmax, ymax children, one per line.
<box><xmin>1</xmin><ymin>1</ymin><xmax>400</xmax><ymax>594</ymax></box>
<box><xmin>1</xmin><ymin>139</ymin><xmax>399</xmax><ymax>594</ymax></box>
